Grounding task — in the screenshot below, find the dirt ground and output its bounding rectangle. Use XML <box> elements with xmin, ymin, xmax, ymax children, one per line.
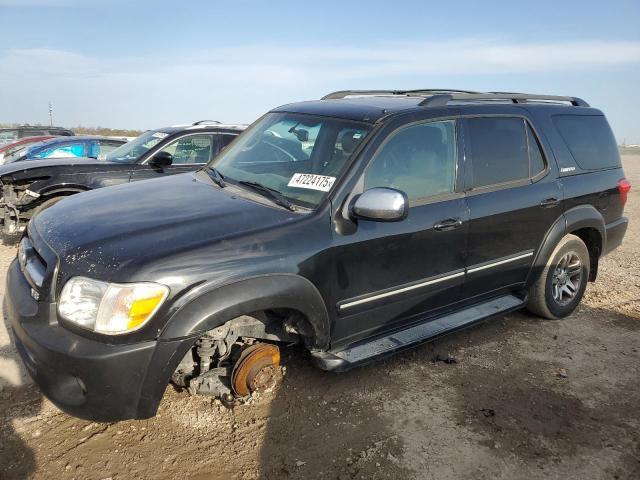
<box><xmin>1</xmin><ymin>156</ymin><xmax>638</xmax><ymax>480</ymax></box>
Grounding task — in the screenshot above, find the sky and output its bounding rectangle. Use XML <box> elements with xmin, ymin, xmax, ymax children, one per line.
<box><xmin>0</xmin><ymin>0</ymin><xmax>639</xmax><ymax>143</ymax></box>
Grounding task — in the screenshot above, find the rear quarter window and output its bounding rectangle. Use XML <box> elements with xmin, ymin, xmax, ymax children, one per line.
<box><xmin>552</xmin><ymin>115</ymin><xmax>620</xmax><ymax>170</ymax></box>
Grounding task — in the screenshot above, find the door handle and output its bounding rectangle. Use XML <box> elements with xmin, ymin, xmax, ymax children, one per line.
<box><xmin>433</xmin><ymin>218</ymin><xmax>463</xmax><ymax>232</ymax></box>
<box><xmin>540</xmin><ymin>197</ymin><xmax>560</xmax><ymax>208</ymax></box>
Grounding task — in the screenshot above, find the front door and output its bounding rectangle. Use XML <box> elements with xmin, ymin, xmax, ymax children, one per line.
<box><xmin>462</xmin><ymin>115</ymin><xmax>562</xmax><ymax>297</ymax></box>
<box><xmin>331</xmin><ymin>119</ymin><xmax>468</xmax><ymax>347</ymax></box>
<box><xmin>129</xmin><ymin>133</ymin><xmax>221</xmax><ymax>182</ymax></box>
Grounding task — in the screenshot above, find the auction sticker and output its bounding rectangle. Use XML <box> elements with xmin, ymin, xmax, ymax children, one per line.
<box><xmin>288</xmin><ymin>173</ymin><xmax>336</xmax><ymax>192</ymax></box>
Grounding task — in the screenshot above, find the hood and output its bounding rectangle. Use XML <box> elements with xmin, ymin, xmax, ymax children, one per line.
<box><xmin>0</xmin><ymin>157</ymin><xmax>108</xmax><ymax>176</ymax></box>
<box><xmin>32</xmin><ymin>171</ymin><xmax>299</xmax><ymax>281</ymax></box>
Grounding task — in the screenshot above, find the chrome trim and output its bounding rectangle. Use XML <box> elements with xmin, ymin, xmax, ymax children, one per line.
<box><xmin>467</xmin><ymin>251</ymin><xmax>534</xmax><ymax>274</ymax></box>
<box><xmin>339</xmin><ymin>270</ymin><xmax>465</xmax><ymax>310</ymax></box>
<box><xmin>338</xmin><ymin>250</ymin><xmax>535</xmax><ymax>311</ymax></box>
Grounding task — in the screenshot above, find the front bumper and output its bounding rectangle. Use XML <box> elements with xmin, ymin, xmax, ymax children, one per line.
<box><xmin>6</xmin><ymin>259</ymin><xmax>190</xmax><ymax>421</ymax></box>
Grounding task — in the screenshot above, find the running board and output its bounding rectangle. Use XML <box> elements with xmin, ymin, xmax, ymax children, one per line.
<box><xmin>311</xmin><ymin>294</ymin><xmax>524</xmax><ymax>372</ymax></box>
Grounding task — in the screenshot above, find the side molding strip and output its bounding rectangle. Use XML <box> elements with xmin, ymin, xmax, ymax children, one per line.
<box><xmin>338</xmin><ymin>250</ymin><xmax>535</xmax><ymax>312</ymax></box>
<box><xmin>467</xmin><ymin>251</ymin><xmax>534</xmax><ymax>274</ymax></box>
<box><xmin>338</xmin><ymin>271</ymin><xmax>465</xmax><ymax>311</ymax></box>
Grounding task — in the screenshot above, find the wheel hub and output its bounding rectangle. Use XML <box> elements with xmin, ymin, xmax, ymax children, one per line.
<box><xmin>231</xmin><ymin>343</ymin><xmax>281</xmax><ymax>397</ymax></box>
<box><xmin>551</xmin><ymin>251</ymin><xmax>582</xmax><ymax>306</ymax></box>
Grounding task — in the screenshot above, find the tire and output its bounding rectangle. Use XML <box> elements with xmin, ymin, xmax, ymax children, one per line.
<box><xmin>31</xmin><ymin>196</ymin><xmax>66</xmax><ymax>219</ymax></box>
<box><xmin>526</xmin><ymin>234</ymin><xmax>590</xmax><ymax>319</ymax></box>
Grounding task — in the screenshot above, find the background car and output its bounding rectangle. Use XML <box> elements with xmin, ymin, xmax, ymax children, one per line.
<box><xmin>3</xmin><ymin>135</ymin><xmax>127</xmax><ymax>163</ymax></box>
<box><xmin>0</xmin><ymin>121</ymin><xmax>246</xmax><ymax>233</ymax></box>
<box><xmin>0</xmin><ymin>125</ymin><xmax>74</xmax><ymax>146</ymax></box>
<box><xmin>0</xmin><ymin>135</ymin><xmax>56</xmax><ymax>164</ymax></box>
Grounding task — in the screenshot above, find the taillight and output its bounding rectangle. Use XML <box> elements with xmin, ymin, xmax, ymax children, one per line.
<box><xmin>618</xmin><ymin>178</ymin><xmax>631</xmax><ymax>206</ymax></box>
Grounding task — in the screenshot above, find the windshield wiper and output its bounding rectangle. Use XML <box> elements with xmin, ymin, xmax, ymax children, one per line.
<box><xmin>236</xmin><ymin>181</ymin><xmax>296</xmax><ymax>211</ymax></box>
<box><xmin>204</xmin><ymin>166</ymin><xmax>226</xmax><ymax>188</ymax></box>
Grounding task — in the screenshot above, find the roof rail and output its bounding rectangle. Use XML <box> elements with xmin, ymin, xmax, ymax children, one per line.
<box><xmin>419</xmin><ymin>93</ymin><xmax>590</xmax><ymax>108</ymax></box>
<box><xmin>321</xmin><ymin>89</ymin><xmax>481</xmax><ymax>100</ymax></box>
<box><xmin>192</xmin><ymin>120</ymin><xmax>221</xmax><ymax>125</ymax></box>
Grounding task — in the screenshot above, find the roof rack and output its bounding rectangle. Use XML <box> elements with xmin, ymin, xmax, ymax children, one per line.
<box><xmin>192</xmin><ymin>120</ymin><xmax>221</xmax><ymax>125</ymax></box>
<box><xmin>321</xmin><ymin>89</ymin><xmax>481</xmax><ymax>100</ymax></box>
<box><xmin>321</xmin><ymin>90</ymin><xmax>589</xmax><ymax>108</ymax></box>
<box><xmin>419</xmin><ymin>92</ymin><xmax>589</xmax><ymax>107</ymax></box>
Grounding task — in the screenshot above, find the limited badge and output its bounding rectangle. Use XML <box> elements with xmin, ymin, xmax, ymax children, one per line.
<box><xmin>287</xmin><ymin>173</ymin><xmax>336</xmax><ymax>192</ymax></box>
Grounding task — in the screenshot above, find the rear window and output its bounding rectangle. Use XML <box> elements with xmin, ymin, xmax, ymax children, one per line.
<box><xmin>553</xmin><ymin>115</ymin><xmax>620</xmax><ymax>170</ymax></box>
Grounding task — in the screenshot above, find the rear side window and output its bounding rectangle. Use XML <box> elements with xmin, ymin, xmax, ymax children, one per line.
<box><xmin>467</xmin><ymin>117</ymin><xmax>529</xmax><ymax>188</ymax></box>
<box><xmin>553</xmin><ymin>115</ymin><xmax>620</xmax><ymax>170</ymax></box>
<box><xmin>33</xmin><ymin>142</ymin><xmax>85</xmax><ymax>159</ymax></box>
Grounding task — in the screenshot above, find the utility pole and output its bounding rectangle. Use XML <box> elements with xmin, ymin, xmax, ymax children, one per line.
<box><xmin>48</xmin><ymin>102</ymin><xmax>53</xmax><ymax>126</ymax></box>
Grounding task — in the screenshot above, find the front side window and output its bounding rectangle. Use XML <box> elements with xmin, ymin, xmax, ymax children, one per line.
<box><xmin>467</xmin><ymin>117</ymin><xmax>529</xmax><ymax>189</ymax></box>
<box><xmin>364</xmin><ymin>120</ymin><xmax>457</xmax><ymax>202</ymax></box>
<box><xmin>32</xmin><ymin>142</ymin><xmax>85</xmax><ymax>159</ymax></box>
<box><xmin>88</xmin><ymin>140</ymin><xmax>124</xmax><ymax>159</ymax></box>
<box><xmin>157</xmin><ymin>134</ymin><xmax>216</xmax><ymax>164</ymax></box>
<box><xmin>212</xmin><ymin>113</ymin><xmax>371</xmax><ymax>208</ymax></box>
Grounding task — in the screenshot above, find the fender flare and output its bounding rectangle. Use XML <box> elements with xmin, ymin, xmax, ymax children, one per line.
<box><xmin>160</xmin><ymin>273</ymin><xmax>331</xmax><ymax>350</ymax></box>
<box><xmin>526</xmin><ymin>205</ymin><xmax>605</xmax><ymax>286</ymax></box>
<box><xmin>37</xmin><ymin>184</ymin><xmax>90</xmax><ymax>197</ymax></box>
<box><xmin>563</xmin><ymin>204</ymin><xmax>606</xmax><ymax>250</ymax></box>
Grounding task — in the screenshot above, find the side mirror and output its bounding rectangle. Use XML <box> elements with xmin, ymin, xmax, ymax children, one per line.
<box><xmin>150</xmin><ymin>151</ymin><xmax>173</xmax><ymax>168</ymax></box>
<box><xmin>350</xmin><ymin>187</ymin><xmax>408</xmax><ymax>222</ymax></box>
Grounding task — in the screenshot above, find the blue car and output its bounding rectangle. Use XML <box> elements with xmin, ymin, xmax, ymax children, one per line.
<box><xmin>1</xmin><ymin>136</ymin><xmax>127</xmax><ymax>164</ymax></box>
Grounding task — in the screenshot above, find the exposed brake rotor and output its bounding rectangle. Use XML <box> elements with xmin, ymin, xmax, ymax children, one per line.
<box><xmin>231</xmin><ymin>343</ymin><xmax>281</xmax><ymax>397</ymax></box>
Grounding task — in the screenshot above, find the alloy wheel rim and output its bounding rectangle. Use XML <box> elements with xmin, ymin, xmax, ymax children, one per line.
<box><xmin>551</xmin><ymin>252</ymin><xmax>582</xmax><ymax>306</ymax></box>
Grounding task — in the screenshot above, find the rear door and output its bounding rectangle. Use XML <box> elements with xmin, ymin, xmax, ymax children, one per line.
<box><xmin>129</xmin><ymin>133</ymin><xmax>221</xmax><ymax>182</ymax></box>
<box><xmin>462</xmin><ymin>115</ymin><xmax>561</xmax><ymax>297</ymax></box>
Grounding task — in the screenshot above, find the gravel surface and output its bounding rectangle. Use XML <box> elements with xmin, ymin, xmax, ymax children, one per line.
<box><xmin>1</xmin><ymin>156</ymin><xmax>638</xmax><ymax>480</ymax></box>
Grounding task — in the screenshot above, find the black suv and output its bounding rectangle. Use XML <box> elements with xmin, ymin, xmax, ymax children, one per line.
<box><xmin>0</xmin><ymin>125</ymin><xmax>74</xmax><ymax>146</ymax></box>
<box><xmin>0</xmin><ymin>121</ymin><xmax>245</xmax><ymax>234</ymax></box>
<box><xmin>6</xmin><ymin>90</ymin><xmax>629</xmax><ymax>421</ymax></box>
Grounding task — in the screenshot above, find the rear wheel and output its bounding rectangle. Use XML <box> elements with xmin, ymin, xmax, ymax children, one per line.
<box><xmin>526</xmin><ymin>234</ymin><xmax>590</xmax><ymax>319</ymax></box>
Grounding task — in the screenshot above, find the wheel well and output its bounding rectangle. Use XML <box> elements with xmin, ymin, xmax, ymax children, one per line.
<box><xmin>568</xmin><ymin>227</ymin><xmax>601</xmax><ymax>281</ymax></box>
<box><xmin>41</xmin><ymin>189</ymin><xmax>85</xmax><ymax>200</ymax></box>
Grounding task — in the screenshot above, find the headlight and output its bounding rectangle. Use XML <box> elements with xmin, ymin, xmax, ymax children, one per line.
<box><xmin>58</xmin><ymin>277</ymin><xmax>169</xmax><ymax>334</ymax></box>
<box><xmin>18</xmin><ymin>237</ymin><xmax>28</xmax><ymax>270</ymax></box>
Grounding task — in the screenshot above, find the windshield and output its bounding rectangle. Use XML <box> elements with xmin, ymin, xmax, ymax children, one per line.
<box><xmin>211</xmin><ymin>113</ymin><xmax>371</xmax><ymax>208</ymax></box>
<box><xmin>105</xmin><ymin>130</ymin><xmax>167</xmax><ymax>163</ymax></box>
